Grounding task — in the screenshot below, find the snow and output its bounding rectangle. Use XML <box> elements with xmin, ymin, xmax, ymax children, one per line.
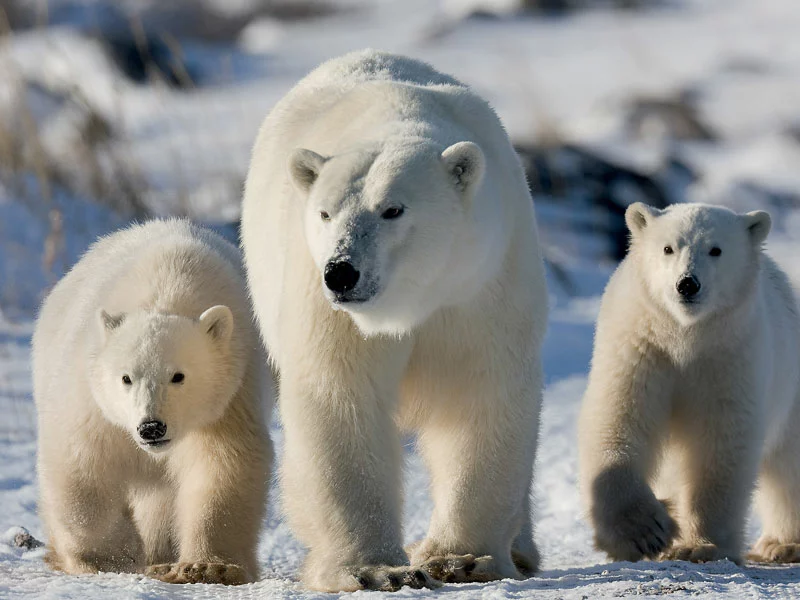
<box><xmin>3</xmin><ymin>0</ymin><xmax>800</xmax><ymax>597</ymax></box>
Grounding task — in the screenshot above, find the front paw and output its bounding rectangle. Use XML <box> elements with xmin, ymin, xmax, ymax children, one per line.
<box><xmin>662</xmin><ymin>543</ymin><xmax>731</xmax><ymax>563</ymax></box>
<box><xmin>146</xmin><ymin>562</ymin><xmax>249</xmax><ymax>585</ymax></box>
<box><xmin>593</xmin><ymin>497</ymin><xmax>677</xmax><ymax>562</ymax></box>
<box><xmin>749</xmin><ymin>540</ymin><xmax>800</xmax><ymax>563</ymax></box>
<box><xmin>352</xmin><ymin>565</ymin><xmax>441</xmax><ymax>592</ymax></box>
<box><xmin>419</xmin><ymin>554</ymin><xmax>503</xmax><ymax>584</ymax></box>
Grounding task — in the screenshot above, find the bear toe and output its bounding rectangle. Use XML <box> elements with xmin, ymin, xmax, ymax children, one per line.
<box><xmin>145</xmin><ymin>561</ymin><xmax>249</xmax><ymax>585</ymax></box>
<box><xmin>662</xmin><ymin>543</ymin><xmax>732</xmax><ymax>563</ymax></box>
<box><xmin>749</xmin><ymin>541</ymin><xmax>800</xmax><ymax>563</ymax></box>
<box><xmin>419</xmin><ymin>554</ymin><xmax>510</xmax><ymax>583</ymax></box>
<box><xmin>353</xmin><ymin>565</ymin><xmax>441</xmax><ymax>591</ymax></box>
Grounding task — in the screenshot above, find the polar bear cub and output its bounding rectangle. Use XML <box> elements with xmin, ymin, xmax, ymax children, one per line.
<box><xmin>33</xmin><ymin>220</ymin><xmax>272</xmax><ymax>584</ymax></box>
<box><xmin>241</xmin><ymin>50</ymin><xmax>548</xmax><ymax>591</ymax></box>
<box><xmin>579</xmin><ymin>202</ymin><xmax>800</xmax><ymax>564</ymax></box>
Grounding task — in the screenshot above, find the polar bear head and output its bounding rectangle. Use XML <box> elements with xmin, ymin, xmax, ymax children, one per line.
<box><xmin>625</xmin><ymin>202</ymin><xmax>771</xmax><ymax>325</ymax></box>
<box><xmin>288</xmin><ymin>139</ymin><xmax>485</xmax><ymax>335</ymax></box>
<box><xmin>88</xmin><ymin>306</ymin><xmax>238</xmax><ymax>455</ymax></box>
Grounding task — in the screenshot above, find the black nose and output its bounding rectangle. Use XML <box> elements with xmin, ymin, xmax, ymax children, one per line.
<box><xmin>137</xmin><ymin>420</ymin><xmax>167</xmax><ymax>441</ymax></box>
<box><xmin>324</xmin><ymin>261</ymin><xmax>360</xmax><ymax>294</ymax></box>
<box><xmin>677</xmin><ymin>275</ymin><xmax>701</xmax><ymax>298</ymax></box>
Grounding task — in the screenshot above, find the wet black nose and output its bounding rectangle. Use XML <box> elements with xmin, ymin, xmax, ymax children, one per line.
<box><xmin>137</xmin><ymin>420</ymin><xmax>167</xmax><ymax>441</ymax></box>
<box><xmin>677</xmin><ymin>275</ymin><xmax>701</xmax><ymax>298</ymax></box>
<box><xmin>324</xmin><ymin>261</ymin><xmax>360</xmax><ymax>294</ymax></box>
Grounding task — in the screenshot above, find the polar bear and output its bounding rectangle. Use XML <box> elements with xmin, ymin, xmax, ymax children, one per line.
<box><xmin>579</xmin><ymin>202</ymin><xmax>800</xmax><ymax>565</ymax></box>
<box><xmin>32</xmin><ymin>220</ymin><xmax>273</xmax><ymax>585</ymax></box>
<box><xmin>241</xmin><ymin>50</ymin><xmax>548</xmax><ymax>592</ymax></box>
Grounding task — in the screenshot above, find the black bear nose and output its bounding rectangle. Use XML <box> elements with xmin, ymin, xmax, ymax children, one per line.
<box><xmin>324</xmin><ymin>261</ymin><xmax>360</xmax><ymax>294</ymax></box>
<box><xmin>677</xmin><ymin>275</ymin><xmax>701</xmax><ymax>298</ymax></box>
<box><xmin>137</xmin><ymin>420</ymin><xmax>167</xmax><ymax>441</ymax></box>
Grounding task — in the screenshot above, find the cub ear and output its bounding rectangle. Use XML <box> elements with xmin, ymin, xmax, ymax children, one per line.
<box><xmin>441</xmin><ymin>141</ymin><xmax>485</xmax><ymax>195</ymax></box>
<box><xmin>625</xmin><ymin>202</ymin><xmax>661</xmax><ymax>236</ymax></box>
<box><xmin>97</xmin><ymin>309</ymin><xmax>124</xmax><ymax>339</ymax></box>
<box><xmin>199</xmin><ymin>305</ymin><xmax>234</xmax><ymax>344</ymax></box>
<box><xmin>743</xmin><ymin>210</ymin><xmax>771</xmax><ymax>245</ymax></box>
<box><xmin>288</xmin><ymin>148</ymin><xmax>327</xmax><ymax>192</ymax></box>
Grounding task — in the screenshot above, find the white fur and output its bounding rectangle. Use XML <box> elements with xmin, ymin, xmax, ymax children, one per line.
<box><xmin>241</xmin><ymin>50</ymin><xmax>548</xmax><ymax>591</ymax></box>
<box><xmin>33</xmin><ymin>220</ymin><xmax>273</xmax><ymax>584</ymax></box>
<box><xmin>579</xmin><ymin>202</ymin><xmax>800</xmax><ymax>564</ymax></box>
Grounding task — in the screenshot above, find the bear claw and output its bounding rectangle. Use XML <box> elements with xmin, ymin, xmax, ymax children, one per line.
<box><xmin>145</xmin><ymin>561</ymin><xmax>249</xmax><ymax>585</ymax></box>
<box><xmin>419</xmin><ymin>554</ymin><xmax>503</xmax><ymax>583</ymax></box>
<box><xmin>352</xmin><ymin>565</ymin><xmax>441</xmax><ymax>591</ymax></box>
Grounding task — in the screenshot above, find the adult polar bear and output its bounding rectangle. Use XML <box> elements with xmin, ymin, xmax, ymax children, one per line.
<box><xmin>579</xmin><ymin>203</ymin><xmax>800</xmax><ymax>565</ymax></box>
<box><xmin>241</xmin><ymin>50</ymin><xmax>548</xmax><ymax>591</ymax></box>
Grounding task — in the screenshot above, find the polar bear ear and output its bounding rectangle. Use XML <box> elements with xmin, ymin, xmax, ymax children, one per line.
<box><xmin>441</xmin><ymin>141</ymin><xmax>485</xmax><ymax>195</ymax></box>
<box><xmin>743</xmin><ymin>210</ymin><xmax>771</xmax><ymax>245</ymax></box>
<box><xmin>288</xmin><ymin>148</ymin><xmax>328</xmax><ymax>192</ymax></box>
<box><xmin>625</xmin><ymin>202</ymin><xmax>661</xmax><ymax>236</ymax></box>
<box><xmin>199</xmin><ymin>305</ymin><xmax>234</xmax><ymax>345</ymax></box>
<box><xmin>97</xmin><ymin>309</ymin><xmax>124</xmax><ymax>339</ymax></box>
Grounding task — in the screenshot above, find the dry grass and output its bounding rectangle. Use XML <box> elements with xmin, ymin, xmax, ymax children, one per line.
<box><xmin>0</xmin><ymin>3</ymin><xmax>149</xmax><ymax>215</ymax></box>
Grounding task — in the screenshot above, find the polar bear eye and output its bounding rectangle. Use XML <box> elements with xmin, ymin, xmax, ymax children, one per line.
<box><xmin>663</xmin><ymin>245</ymin><xmax>674</xmax><ymax>255</ymax></box>
<box><xmin>171</xmin><ymin>372</ymin><xmax>185</xmax><ymax>384</ymax></box>
<box><xmin>122</xmin><ymin>375</ymin><xmax>132</xmax><ymax>385</ymax></box>
<box><xmin>709</xmin><ymin>247</ymin><xmax>722</xmax><ymax>257</ymax></box>
<box><xmin>381</xmin><ymin>206</ymin><xmax>404</xmax><ymax>220</ymax></box>
<box><xmin>320</xmin><ymin>211</ymin><xmax>330</xmax><ymax>221</ymax></box>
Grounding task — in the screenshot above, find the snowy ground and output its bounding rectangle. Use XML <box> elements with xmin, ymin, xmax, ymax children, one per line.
<box><xmin>5</xmin><ymin>295</ymin><xmax>800</xmax><ymax>599</ymax></box>
<box><xmin>4</xmin><ymin>0</ymin><xmax>800</xmax><ymax>597</ymax></box>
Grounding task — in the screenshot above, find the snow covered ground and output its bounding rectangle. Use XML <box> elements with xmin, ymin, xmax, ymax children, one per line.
<box><xmin>3</xmin><ymin>0</ymin><xmax>800</xmax><ymax>597</ymax></box>
<box><xmin>5</xmin><ymin>298</ymin><xmax>800</xmax><ymax>599</ymax></box>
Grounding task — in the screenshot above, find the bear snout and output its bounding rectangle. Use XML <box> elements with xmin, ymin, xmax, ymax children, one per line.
<box><xmin>137</xmin><ymin>420</ymin><xmax>168</xmax><ymax>443</ymax></box>
<box><xmin>324</xmin><ymin>260</ymin><xmax>360</xmax><ymax>296</ymax></box>
<box><xmin>676</xmin><ymin>274</ymin><xmax>701</xmax><ymax>300</ymax></box>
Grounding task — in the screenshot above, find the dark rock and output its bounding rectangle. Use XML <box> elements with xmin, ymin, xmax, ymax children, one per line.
<box><xmin>13</xmin><ymin>527</ymin><xmax>44</xmax><ymax>550</ymax></box>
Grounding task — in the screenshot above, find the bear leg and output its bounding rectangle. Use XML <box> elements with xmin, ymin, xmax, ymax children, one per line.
<box><xmin>409</xmin><ymin>377</ymin><xmax>540</xmax><ymax>582</ymax></box>
<box><xmin>151</xmin><ymin>430</ymin><xmax>270</xmax><ymax>584</ymax></box>
<box><xmin>666</xmin><ymin>391</ymin><xmax>761</xmax><ymax>564</ymax></box>
<box><xmin>44</xmin><ymin>482</ymin><xmax>143</xmax><ymax>575</ymax></box>
<box><xmin>750</xmin><ymin>399</ymin><xmax>800</xmax><ymax>564</ymax></box>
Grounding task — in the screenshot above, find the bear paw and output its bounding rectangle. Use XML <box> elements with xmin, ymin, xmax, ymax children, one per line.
<box><xmin>749</xmin><ymin>541</ymin><xmax>800</xmax><ymax>563</ymax></box>
<box><xmin>511</xmin><ymin>548</ymin><xmax>539</xmax><ymax>578</ymax></box>
<box><xmin>145</xmin><ymin>562</ymin><xmax>249</xmax><ymax>585</ymax></box>
<box><xmin>662</xmin><ymin>543</ymin><xmax>728</xmax><ymax>563</ymax></box>
<box><xmin>352</xmin><ymin>565</ymin><xmax>441</xmax><ymax>592</ymax></box>
<box><xmin>419</xmin><ymin>554</ymin><xmax>505</xmax><ymax>583</ymax></box>
<box><xmin>594</xmin><ymin>497</ymin><xmax>677</xmax><ymax>562</ymax></box>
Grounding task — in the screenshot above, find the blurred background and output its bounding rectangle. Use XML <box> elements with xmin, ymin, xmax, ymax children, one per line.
<box><xmin>3</xmin><ymin>0</ymin><xmax>800</xmax><ymax>326</ymax></box>
<box><xmin>3</xmin><ymin>3</ymin><xmax>800</xmax><ymax>593</ymax></box>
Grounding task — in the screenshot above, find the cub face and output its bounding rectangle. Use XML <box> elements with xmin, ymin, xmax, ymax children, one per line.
<box><xmin>88</xmin><ymin>306</ymin><xmax>234</xmax><ymax>455</ymax></box>
<box><xmin>625</xmin><ymin>202</ymin><xmax>771</xmax><ymax>326</ymax></box>
<box><xmin>287</xmin><ymin>140</ymin><xmax>485</xmax><ymax>335</ymax></box>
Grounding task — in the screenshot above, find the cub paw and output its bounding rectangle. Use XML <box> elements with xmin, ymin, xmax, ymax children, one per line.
<box><xmin>593</xmin><ymin>497</ymin><xmax>677</xmax><ymax>562</ymax></box>
<box><xmin>662</xmin><ymin>543</ymin><xmax>728</xmax><ymax>563</ymax></box>
<box><xmin>420</xmin><ymin>554</ymin><xmax>504</xmax><ymax>584</ymax></box>
<box><xmin>352</xmin><ymin>565</ymin><xmax>441</xmax><ymax>592</ymax></box>
<box><xmin>511</xmin><ymin>548</ymin><xmax>539</xmax><ymax>578</ymax></box>
<box><xmin>145</xmin><ymin>562</ymin><xmax>249</xmax><ymax>585</ymax></box>
<box><xmin>749</xmin><ymin>541</ymin><xmax>800</xmax><ymax>563</ymax></box>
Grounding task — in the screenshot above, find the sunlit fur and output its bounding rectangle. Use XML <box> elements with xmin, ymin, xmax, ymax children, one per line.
<box><xmin>579</xmin><ymin>202</ymin><xmax>800</xmax><ymax>565</ymax></box>
<box><xmin>241</xmin><ymin>50</ymin><xmax>548</xmax><ymax>591</ymax></box>
<box><xmin>32</xmin><ymin>220</ymin><xmax>273</xmax><ymax>583</ymax></box>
